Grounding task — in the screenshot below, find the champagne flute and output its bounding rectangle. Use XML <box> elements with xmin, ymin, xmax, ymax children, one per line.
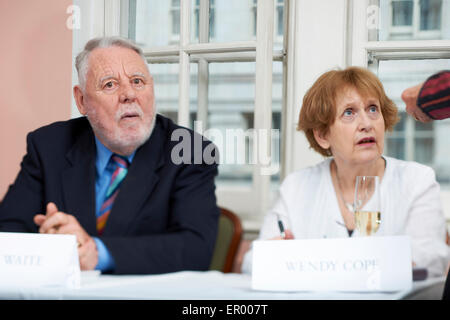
<box><xmin>354</xmin><ymin>176</ymin><xmax>381</xmax><ymax>236</ymax></box>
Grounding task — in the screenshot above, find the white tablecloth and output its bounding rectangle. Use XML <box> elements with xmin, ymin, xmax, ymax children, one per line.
<box><xmin>0</xmin><ymin>271</ymin><xmax>445</xmax><ymax>300</ymax></box>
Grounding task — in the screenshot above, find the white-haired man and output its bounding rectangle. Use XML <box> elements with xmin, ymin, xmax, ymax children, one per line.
<box><xmin>0</xmin><ymin>37</ymin><xmax>220</xmax><ymax>274</ymax></box>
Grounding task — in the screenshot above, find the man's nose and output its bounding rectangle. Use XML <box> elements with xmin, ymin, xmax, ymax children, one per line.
<box><xmin>119</xmin><ymin>82</ymin><xmax>136</xmax><ymax>103</ymax></box>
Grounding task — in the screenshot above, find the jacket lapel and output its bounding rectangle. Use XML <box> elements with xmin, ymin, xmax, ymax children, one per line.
<box><xmin>103</xmin><ymin>120</ymin><xmax>165</xmax><ymax>236</ymax></box>
<box><xmin>61</xmin><ymin>124</ymin><xmax>97</xmax><ymax>235</ymax></box>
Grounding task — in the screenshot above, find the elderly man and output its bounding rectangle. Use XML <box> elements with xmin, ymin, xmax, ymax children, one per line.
<box><xmin>0</xmin><ymin>37</ymin><xmax>220</xmax><ymax>274</ymax></box>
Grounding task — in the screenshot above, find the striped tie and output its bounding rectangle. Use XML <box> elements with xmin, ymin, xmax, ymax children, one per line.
<box><xmin>97</xmin><ymin>154</ymin><xmax>129</xmax><ymax>235</ymax></box>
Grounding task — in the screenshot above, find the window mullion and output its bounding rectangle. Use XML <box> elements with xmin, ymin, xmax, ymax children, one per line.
<box><xmin>104</xmin><ymin>0</ymin><xmax>122</xmax><ymax>36</ymax></box>
<box><xmin>178</xmin><ymin>0</ymin><xmax>191</xmax><ymax>127</ymax></box>
<box><xmin>253</xmin><ymin>0</ymin><xmax>275</xmax><ymax>218</ymax></box>
<box><xmin>197</xmin><ymin>0</ymin><xmax>210</xmax><ymax>132</ymax></box>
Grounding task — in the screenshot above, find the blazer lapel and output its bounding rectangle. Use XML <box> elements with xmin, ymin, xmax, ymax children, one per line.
<box><xmin>103</xmin><ymin>121</ymin><xmax>165</xmax><ymax>236</ymax></box>
<box><xmin>61</xmin><ymin>125</ymin><xmax>97</xmax><ymax>235</ymax></box>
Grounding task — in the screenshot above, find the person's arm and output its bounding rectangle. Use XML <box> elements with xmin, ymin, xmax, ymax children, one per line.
<box><xmin>404</xmin><ymin>166</ymin><xmax>449</xmax><ymax>277</ymax></box>
<box><xmin>402</xmin><ymin>70</ymin><xmax>450</xmax><ymax>122</ymax></box>
<box><xmin>100</xmin><ymin>160</ymin><xmax>220</xmax><ymax>275</ymax></box>
<box><xmin>93</xmin><ymin>237</ymin><xmax>115</xmax><ymax>272</ymax></box>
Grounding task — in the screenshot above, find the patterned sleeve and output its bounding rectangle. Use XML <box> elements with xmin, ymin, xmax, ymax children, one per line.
<box><xmin>417</xmin><ymin>70</ymin><xmax>450</xmax><ymax>120</ymax></box>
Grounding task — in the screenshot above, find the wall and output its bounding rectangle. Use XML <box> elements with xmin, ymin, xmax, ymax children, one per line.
<box><xmin>0</xmin><ymin>0</ymin><xmax>73</xmax><ymax>198</ymax></box>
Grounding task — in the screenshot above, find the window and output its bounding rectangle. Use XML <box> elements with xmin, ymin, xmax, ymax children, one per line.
<box><xmin>352</xmin><ymin>0</ymin><xmax>450</xmax><ymax>222</ymax></box>
<box><xmin>252</xmin><ymin>0</ymin><xmax>285</xmax><ymax>45</ymax></box>
<box><xmin>170</xmin><ymin>0</ymin><xmax>216</xmax><ymax>42</ymax></box>
<box><xmin>171</xmin><ymin>0</ymin><xmax>181</xmax><ymax>39</ymax></box>
<box><xmin>193</xmin><ymin>0</ymin><xmax>215</xmax><ymax>40</ymax></box>
<box><xmin>377</xmin><ymin>59</ymin><xmax>450</xmax><ymax>184</ymax></box>
<box><xmin>121</xmin><ymin>0</ymin><xmax>287</xmax><ymax>228</ymax></box>
<box><xmin>377</xmin><ymin>0</ymin><xmax>449</xmax><ymax>40</ymax></box>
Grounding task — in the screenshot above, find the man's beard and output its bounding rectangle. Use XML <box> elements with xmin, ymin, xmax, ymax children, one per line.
<box><xmin>86</xmin><ymin>103</ymin><xmax>155</xmax><ymax>155</ymax></box>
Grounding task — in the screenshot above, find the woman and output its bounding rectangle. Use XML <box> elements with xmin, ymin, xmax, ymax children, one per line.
<box><xmin>242</xmin><ymin>67</ymin><xmax>449</xmax><ymax>277</ymax></box>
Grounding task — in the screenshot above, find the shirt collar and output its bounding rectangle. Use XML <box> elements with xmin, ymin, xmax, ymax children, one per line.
<box><xmin>95</xmin><ymin>137</ymin><xmax>136</xmax><ymax>175</ymax></box>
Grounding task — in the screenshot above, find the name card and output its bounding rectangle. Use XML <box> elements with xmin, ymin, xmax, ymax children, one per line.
<box><xmin>252</xmin><ymin>236</ymin><xmax>412</xmax><ymax>292</ymax></box>
<box><xmin>0</xmin><ymin>232</ymin><xmax>80</xmax><ymax>289</ymax></box>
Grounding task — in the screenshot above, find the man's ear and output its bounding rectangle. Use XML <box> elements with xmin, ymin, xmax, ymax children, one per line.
<box><xmin>73</xmin><ymin>85</ymin><xmax>87</xmax><ymax>115</ymax></box>
<box><xmin>313</xmin><ymin>129</ymin><xmax>330</xmax><ymax>150</ymax></box>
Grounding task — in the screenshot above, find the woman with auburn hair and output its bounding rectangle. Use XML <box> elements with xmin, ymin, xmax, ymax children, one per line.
<box><xmin>242</xmin><ymin>67</ymin><xmax>449</xmax><ymax>277</ymax></box>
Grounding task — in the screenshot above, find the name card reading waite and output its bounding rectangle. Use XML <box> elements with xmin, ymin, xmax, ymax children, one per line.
<box><xmin>252</xmin><ymin>236</ymin><xmax>412</xmax><ymax>292</ymax></box>
<box><xmin>0</xmin><ymin>232</ymin><xmax>80</xmax><ymax>289</ymax></box>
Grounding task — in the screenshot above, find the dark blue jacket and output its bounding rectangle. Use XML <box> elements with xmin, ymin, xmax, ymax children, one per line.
<box><xmin>0</xmin><ymin>115</ymin><xmax>220</xmax><ymax>274</ymax></box>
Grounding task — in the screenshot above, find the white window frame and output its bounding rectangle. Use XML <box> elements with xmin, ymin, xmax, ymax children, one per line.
<box><xmin>75</xmin><ymin>0</ymin><xmax>285</xmax><ymax>232</ymax></box>
<box><xmin>387</xmin><ymin>0</ymin><xmax>442</xmax><ymax>40</ymax></box>
<box><xmin>351</xmin><ymin>0</ymin><xmax>450</xmax><ymax>225</ymax></box>
<box><xmin>75</xmin><ymin>0</ymin><xmax>410</xmax><ymax>233</ymax></box>
<box><xmin>170</xmin><ymin>0</ymin><xmax>181</xmax><ymax>43</ymax></box>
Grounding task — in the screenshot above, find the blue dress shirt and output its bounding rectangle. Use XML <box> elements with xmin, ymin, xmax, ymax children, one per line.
<box><xmin>94</xmin><ymin>137</ymin><xmax>135</xmax><ymax>272</ymax></box>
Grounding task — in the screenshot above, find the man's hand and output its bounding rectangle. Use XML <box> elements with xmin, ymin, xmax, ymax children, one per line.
<box><xmin>34</xmin><ymin>202</ymin><xmax>98</xmax><ymax>270</ymax></box>
<box><xmin>401</xmin><ymin>83</ymin><xmax>432</xmax><ymax>123</ymax></box>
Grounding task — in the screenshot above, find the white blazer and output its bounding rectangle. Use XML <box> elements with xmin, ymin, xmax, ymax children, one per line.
<box><xmin>242</xmin><ymin>156</ymin><xmax>449</xmax><ymax>277</ymax></box>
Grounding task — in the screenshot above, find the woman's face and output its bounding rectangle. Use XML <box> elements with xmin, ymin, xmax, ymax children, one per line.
<box><xmin>317</xmin><ymin>86</ymin><xmax>385</xmax><ymax>166</ymax></box>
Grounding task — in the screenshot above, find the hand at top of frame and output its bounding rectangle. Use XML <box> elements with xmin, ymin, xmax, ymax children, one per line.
<box><xmin>401</xmin><ymin>82</ymin><xmax>432</xmax><ymax>123</ymax></box>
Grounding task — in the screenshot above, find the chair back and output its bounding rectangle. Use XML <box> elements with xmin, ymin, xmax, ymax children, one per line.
<box><xmin>209</xmin><ymin>207</ymin><xmax>242</xmax><ymax>273</ymax></box>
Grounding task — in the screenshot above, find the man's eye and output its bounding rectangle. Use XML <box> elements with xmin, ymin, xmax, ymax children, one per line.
<box><xmin>132</xmin><ymin>78</ymin><xmax>143</xmax><ymax>85</ymax></box>
<box><xmin>104</xmin><ymin>81</ymin><xmax>114</xmax><ymax>89</ymax></box>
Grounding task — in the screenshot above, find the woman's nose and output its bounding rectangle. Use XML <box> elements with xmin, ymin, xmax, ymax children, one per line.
<box><xmin>358</xmin><ymin>112</ymin><xmax>373</xmax><ymax>132</ymax></box>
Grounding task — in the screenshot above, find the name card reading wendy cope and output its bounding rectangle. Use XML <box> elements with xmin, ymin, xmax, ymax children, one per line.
<box><xmin>251</xmin><ymin>236</ymin><xmax>412</xmax><ymax>292</ymax></box>
<box><xmin>0</xmin><ymin>232</ymin><xmax>80</xmax><ymax>289</ymax></box>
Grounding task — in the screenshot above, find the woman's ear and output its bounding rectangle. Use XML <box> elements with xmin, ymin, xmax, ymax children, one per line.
<box><xmin>313</xmin><ymin>129</ymin><xmax>331</xmax><ymax>150</ymax></box>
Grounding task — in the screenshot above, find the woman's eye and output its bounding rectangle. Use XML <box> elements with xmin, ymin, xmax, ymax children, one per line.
<box><xmin>369</xmin><ymin>105</ymin><xmax>378</xmax><ymax>112</ymax></box>
<box><xmin>343</xmin><ymin>109</ymin><xmax>353</xmax><ymax>116</ymax></box>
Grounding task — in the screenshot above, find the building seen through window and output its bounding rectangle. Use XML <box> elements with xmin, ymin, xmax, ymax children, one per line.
<box><xmin>128</xmin><ymin>0</ymin><xmax>284</xmax><ymax>185</ymax></box>
<box><xmin>377</xmin><ymin>0</ymin><xmax>449</xmax><ymax>40</ymax></box>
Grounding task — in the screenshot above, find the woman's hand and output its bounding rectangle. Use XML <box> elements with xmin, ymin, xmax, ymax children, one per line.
<box><xmin>270</xmin><ymin>229</ymin><xmax>294</xmax><ymax>240</ymax></box>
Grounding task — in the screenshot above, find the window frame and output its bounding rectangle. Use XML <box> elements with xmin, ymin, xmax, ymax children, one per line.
<box><xmin>100</xmin><ymin>0</ymin><xmax>289</xmax><ymax>232</ymax></box>
<box><xmin>385</xmin><ymin>0</ymin><xmax>443</xmax><ymax>40</ymax></box>
<box><xmin>351</xmin><ymin>0</ymin><xmax>450</xmax><ymax>224</ymax></box>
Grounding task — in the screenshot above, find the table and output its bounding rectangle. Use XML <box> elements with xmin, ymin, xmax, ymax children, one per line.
<box><xmin>0</xmin><ymin>271</ymin><xmax>445</xmax><ymax>300</ymax></box>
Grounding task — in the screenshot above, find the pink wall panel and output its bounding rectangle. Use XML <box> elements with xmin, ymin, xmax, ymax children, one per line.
<box><xmin>0</xmin><ymin>0</ymin><xmax>73</xmax><ymax>198</ymax></box>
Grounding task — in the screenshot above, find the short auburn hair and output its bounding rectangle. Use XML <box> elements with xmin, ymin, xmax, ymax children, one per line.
<box><xmin>297</xmin><ymin>66</ymin><xmax>399</xmax><ymax>157</ymax></box>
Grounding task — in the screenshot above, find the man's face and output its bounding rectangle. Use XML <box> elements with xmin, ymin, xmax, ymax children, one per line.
<box><xmin>75</xmin><ymin>46</ymin><xmax>155</xmax><ymax>155</ymax></box>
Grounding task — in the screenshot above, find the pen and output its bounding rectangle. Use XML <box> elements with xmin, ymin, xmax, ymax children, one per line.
<box><xmin>277</xmin><ymin>215</ymin><xmax>286</xmax><ymax>239</ymax></box>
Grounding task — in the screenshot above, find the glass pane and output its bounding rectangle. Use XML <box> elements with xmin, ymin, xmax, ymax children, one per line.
<box><xmin>209</xmin><ymin>0</ymin><xmax>256</xmax><ymax>42</ymax></box>
<box><xmin>274</xmin><ymin>0</ymin><xmax>285</xmax><ymax>51</ymax></box>
<box><xmin>131</xmin><ymin>0</ymin><xmax>180</xmax><ymax>47</ymax></box>
<box><xmin>377</xmin><ymin>58</ymin><xmax>450</xmax><ymax>187</ymax></box>
<box><xmin>207</xmin><ymin>62</ymin><xmax>256</xmax><ymax>185</ymax></box>
<box><xmin>414</xmin><ymin>137</ymin><xmax>434</xmax><ymax>163</ymax></box>
<box><xmin>420</xmin><ymin>0</ymin><xmax>442</xmax><ymax>30</ymax></box>
<box><xmin>148</xmin><ymin>63</ymin><xmax>179</xmax><ymax>124</ymax></box>
<box><xmin>392</xmin><ymin>0</ymin><xmax>413</xmax><ymax>26</ymax></box>
<box><xmin>375</xmin><ymin>0</ymin><xmax>450</xmax><ymax>41</ymax></box>
<box><xmin>190</xmin><ymin>0</ymin><xmax>215</xmax><ymax>43</ymax></box>
<box><xmin>386</xmin><ymin>136</ymin><xmax>406</xmax><ymax>158</ymax></box>
<box><xmin>202</xmin><ymin>61</ymin><xmax>282</xmax><ymax>186</ymax></box>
